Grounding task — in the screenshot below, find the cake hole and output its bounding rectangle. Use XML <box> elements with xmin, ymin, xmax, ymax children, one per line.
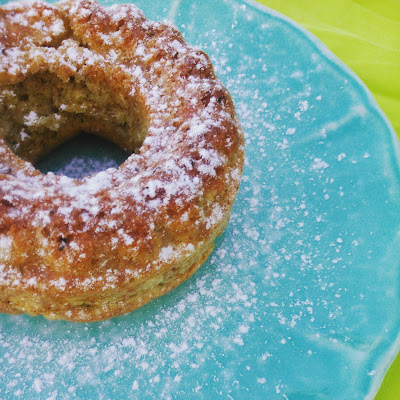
<box><xmin>35</xmin><ymin>132</ymin><xmax>130</xmax><ymax>179</ymax></box>
<box><xmin>0</xmin><ymin>71</ymin><xmax>149</xmax><ymax>167</ymax></box>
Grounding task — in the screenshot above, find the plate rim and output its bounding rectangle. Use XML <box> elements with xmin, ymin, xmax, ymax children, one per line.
<box><xmin>241</xmin><ymin>0</ymin><xmax>400</xmax><ymax>397</ymax></box>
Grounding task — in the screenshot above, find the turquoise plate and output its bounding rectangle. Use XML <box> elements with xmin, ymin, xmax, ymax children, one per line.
<box><xmin>1</xmin><ymin>0</ymin><xmax>400</xmax><ymax>399</ymax></box>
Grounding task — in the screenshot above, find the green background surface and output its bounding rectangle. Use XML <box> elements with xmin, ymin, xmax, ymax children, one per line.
<box><xmin>254</xmin><ymin>0</ymin><xmax>400</xmax><ymax>398</ymax></box>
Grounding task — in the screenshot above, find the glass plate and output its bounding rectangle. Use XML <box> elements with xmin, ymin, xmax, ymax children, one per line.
<box><xmin>1</xmin><ymin>0</ymin><xmax>400</xmax><ymax>398</ymax></box>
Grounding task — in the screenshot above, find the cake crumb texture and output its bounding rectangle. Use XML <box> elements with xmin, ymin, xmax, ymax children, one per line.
<box><xmin>0</xmin><ymin>0</ymin><xmax>244</xmax><ymax>321</ymax></box>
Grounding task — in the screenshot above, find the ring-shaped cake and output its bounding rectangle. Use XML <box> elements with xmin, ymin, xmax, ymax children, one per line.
<box><xmin>0</xmin><ymin>0</ymin><xmax>244</xmax><ymax>321</ymax></box>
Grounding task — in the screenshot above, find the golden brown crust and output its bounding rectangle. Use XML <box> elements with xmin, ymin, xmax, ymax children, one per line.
<box><xmin>0</xmin><ymin>0</ymin><xmax>244</xmax><ymax>322</ymax></box>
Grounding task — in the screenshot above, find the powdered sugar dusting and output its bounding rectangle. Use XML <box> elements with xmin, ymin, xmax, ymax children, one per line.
<box><xmin>0</xmin><ymin>235</ymin><xmax>12</xmax><ymax>260</ymax></box>
<box><xmin>0</xmin><ymin>0</ymin><xmax>395</xmax><ymax>399</ymax></box>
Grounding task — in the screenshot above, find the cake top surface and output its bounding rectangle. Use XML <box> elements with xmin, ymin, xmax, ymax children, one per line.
<box><xmin>0</xmin><ymin>0</ymin><xmax>244</xmax><ymax>294</ymax></box>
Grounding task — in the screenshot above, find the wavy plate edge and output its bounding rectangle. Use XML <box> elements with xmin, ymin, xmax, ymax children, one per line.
<box><xmin>239</xmin><ymin>0</ymin><xmax>400</xmax><ymax>398</ymax></box>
